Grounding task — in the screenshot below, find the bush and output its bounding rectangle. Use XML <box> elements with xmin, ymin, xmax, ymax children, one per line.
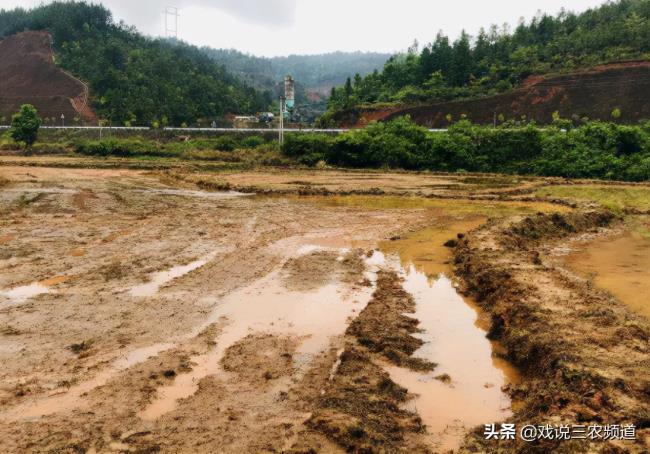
<box><xmin>242</xmin><ymin>136</ymin><xmax>265</xmax><ymax>148</ymax></box>
<box><xmin>281</xmin><ymin>116</ymin><xmax>650</xmax><ymax>181</ymax></box>
<box><xmin>282</xmin><ymin>133</ymin><xmax>334</xmax><ymax>166</ymax></box>
<box><xmin>75</xmin><ymin>138</ymin><xmax>178</xmax><ymax>157</ymax></box>
<box><xmin>213</xmin><ymin>136</ymin><xmax>239</xmax><ymax>151</ymax></box>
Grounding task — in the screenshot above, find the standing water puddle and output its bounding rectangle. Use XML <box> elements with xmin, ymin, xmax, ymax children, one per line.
<box><xmin>0</xmin><ymin>276</ymin><xmax>69</xmax><ymax>307</ymax></box>
<box><xmin>1</xmin><ymin>283</ymin><xmax>50</xmax><ymax>302</ymax></box>
<box><xmin>1</xmin><ymin>343</ymin><xmax>175</xmax><ymax>421</ymax></box>
<box><xmin>130</xmin><ymin>250</ymin><xmax>222</xmax><ymax>297</ymax></box>
<box><xmin>139</xmin><ymin>248</ymin><xmax>377</xmax><ymax>421</ymax></box>
<box><xmin>379</xmin><ymin>221</ymin><xmax>520</xmax><ymax>452</ymax></box>
<box><xmin>562</xmin><ymin>231</ymin><xmax>650</xmax><ymax>318</ymax></box>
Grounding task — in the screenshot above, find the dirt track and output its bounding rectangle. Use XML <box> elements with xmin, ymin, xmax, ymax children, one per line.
<box><xmin>0</xmin><ymin>165</ymin><xmax>648</xmax><ymax>453</ymax></box>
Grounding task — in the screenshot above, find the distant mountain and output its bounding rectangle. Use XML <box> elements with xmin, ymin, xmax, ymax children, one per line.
<box><xmin>202</xmin><ymin>48</ymin><xmax>390</xmax><ymax>94</ymax></box>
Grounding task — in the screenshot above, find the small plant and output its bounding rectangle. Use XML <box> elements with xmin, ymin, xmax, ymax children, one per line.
<box><xmin>611</xmin><ymin>108</ymin><xmax>622</xmax><ymax>119</ymax></box>
<box><xmin>100</xmin><ymin>260</ymin><xmax>127</xmax><ymax>281</ymax></box>
<box><xmin>68</xmin><ymin>339</ymin><xmax>94</xmax><ymax>354</ymax></box>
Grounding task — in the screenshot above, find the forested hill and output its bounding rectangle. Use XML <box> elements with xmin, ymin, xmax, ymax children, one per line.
<box><xmin>324</xmin><ymin>0</ymin><xmax>650</xmax><ymax>120</ymax></box>
<box><xmin>0</xmin><ymin>1</ymin><xmax>271</xmax><ymax>126</ymax></box>
<box><xmin>202</xmin><ymin>49</ymin><xmax>390</xmax><ymax>95</ymax></box>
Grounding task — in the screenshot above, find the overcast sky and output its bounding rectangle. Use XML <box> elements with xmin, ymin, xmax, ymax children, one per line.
<box><xmin>1</xmin><ymin>0</ymin><xmax>608</xmax><ymax>56</ymax></box>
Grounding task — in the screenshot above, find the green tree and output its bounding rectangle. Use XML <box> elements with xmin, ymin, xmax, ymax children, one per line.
<box><xmin>450</xmin><ymin>31</ymin><xmax>473</xmax><ymax>86</ymax></box>
<box><xmin>431</xmin><ymin>32</ymin><xmax>453</xmax><ymax>78</ymax></box>
<box><xmin>344</xmin><ymin>77</ymin><xmax>353</xmax><ymax>107</ymax></box>
<box><xmin>353</xmin><ymin>73</ymin><xmax>362</xmax><ymax>88</ymax></box>
<box><xmin>10</xmin><ymin>104</ymin><xmax>41</xmax><ymax>149</ymax></box>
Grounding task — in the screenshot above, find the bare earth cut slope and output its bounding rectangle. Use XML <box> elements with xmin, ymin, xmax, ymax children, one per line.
<box><xmin>0</xmin><ymin>31</ymin><xmax>96</xmax><ymax>124</ymax></box>
<box><xmin>346</xmin><ymin>62</ymin><xmax>650</xmax><ymax>128</ymax></box>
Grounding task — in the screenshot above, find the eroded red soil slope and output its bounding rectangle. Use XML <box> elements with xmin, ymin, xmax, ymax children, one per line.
<box><xmin>344</xmin><ymin>62</ymin><xmax>650</xmax><ymax>128</ymax></box>
<box><xmin>0</xmin><ymin>31</ymin><xmax>96</xmax><ymax>124</ymax></box>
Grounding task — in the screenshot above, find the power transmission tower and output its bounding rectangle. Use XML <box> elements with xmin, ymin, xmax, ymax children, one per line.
<box><xmin>165</xmin><ymin>6</ymin><xmax>179</xmax><ymax>39</ymax></box>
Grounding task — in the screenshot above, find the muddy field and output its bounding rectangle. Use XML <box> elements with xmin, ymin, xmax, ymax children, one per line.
<box><xmin>0</xmin><ymin>162</ymin><xmax>648</xmax><ymax>453</ymax></box>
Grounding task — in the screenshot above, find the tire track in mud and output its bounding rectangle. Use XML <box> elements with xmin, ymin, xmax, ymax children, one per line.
<box><xmin>302</xmin><ymin>270</ymin><xmax>436</xmax><ymax>453</ymax></box>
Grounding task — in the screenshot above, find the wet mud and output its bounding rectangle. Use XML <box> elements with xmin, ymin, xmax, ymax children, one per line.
<box><xmin>1</xmin><ymin>165</ymin><xmax>648</xmax><ymax>453</ymax></box>
<box><xmin>453</xmin><ymin>211</ymin><xmax>650</xmax><ymax>453</ymax></box>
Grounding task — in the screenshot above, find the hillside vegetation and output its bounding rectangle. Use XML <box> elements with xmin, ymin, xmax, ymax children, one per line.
<box><xmin>324</xmin><ymin>0</ymin><xmax>650</xmax><ymax>118</ymax></box>
<box><xmin>0</xmin><ymin>1</ymin><xmax>270</xmax><ymax>126</ymax></box>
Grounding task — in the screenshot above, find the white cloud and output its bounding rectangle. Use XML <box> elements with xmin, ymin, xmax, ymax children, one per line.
<box><xmin>0</xmin><ymin>0</ymin><xmax>607</xmax><ymax>56</ymax></box>
<box><xmin>107</xmin><ymin>0</ymin><xmax>296</xmax><ymax>29</ymax></box>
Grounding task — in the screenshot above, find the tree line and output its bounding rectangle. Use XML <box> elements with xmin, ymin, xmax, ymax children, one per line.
<box><xmin>284</xmin><ymin>116</ymin><xmax>650</xmax><ymax>181</ymax></box>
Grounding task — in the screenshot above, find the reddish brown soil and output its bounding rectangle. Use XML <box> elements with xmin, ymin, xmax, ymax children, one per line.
<box><xmin>0</xmin><ymin>31</ymin><xmax>96</xmax><ymax>125</ymax></box>
<box><xmin>454</xmin><ymin>211</ymin><xmax>650</xmax><ymax>453</ymax></box>
<box><xmin>341</xmin><ymin>61</ymin><xmax>650</xmax><ymax>128</ymax></box>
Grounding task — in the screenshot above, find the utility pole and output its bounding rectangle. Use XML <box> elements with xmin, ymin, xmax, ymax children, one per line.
<box><xmin>61</xmin><ymin>114</ymin><xmax>65</xmax><ymax>127</ymax></box>
<box><xmin>279</xmin><ymin>96</ymin><xmax>285</xmax><ymax>146</ymax></box>
<box><xmin>165</xmin><ymin>6</ymin><xmax>179</xmax><ymax>39</ymax></box>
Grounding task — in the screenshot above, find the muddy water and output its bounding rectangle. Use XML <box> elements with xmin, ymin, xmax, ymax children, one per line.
<box><xmin>563</xmin><ymin>231</ymin><xmax>650</xmax><ymax>318</ymax></box>
<box><xmin>381</xmin><ymin>219</ymin><xmax>485</xmax><ymax>278</ymax></box>
<box><xmin>139</xmin><ymin>258</ymin><xmax>375</xmax><ymax>420</ymax></box>
<box><xmin>130</xmin><ymin>251</ymin><xmax>222</xmax><ymax>297</ymax></box>
<box><xmin>379</xmin><ymin>221</ymin><xmax>520</xmax><ymax>452</ymax></box>
<box><xmin>2</xmin><ymin>343</ymin><xmax>175</xmax><ymax>421</ymax></box>
<box><xmin>0</xmin><ymin>276</ymin><xmax>69</xmax><ymax>307</ymax></box>
<box><xmin>290</xmin><ymin>194</ymin><xmax>570</xmax><ymax>215</ymax></box>
<box><xmin>1</xmin><ymin>283</ymin><xmax>50</xmax><ymax>304</ymax></box>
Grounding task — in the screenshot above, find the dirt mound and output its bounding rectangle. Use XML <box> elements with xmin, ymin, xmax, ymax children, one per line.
<box><xmin>281</xmin><ymin>249</ymin><xmax>366</xmax><ymax>291</ymax></box>
<box><xmin>306</xmin><ymin>271</ymin><xmax>435</xmax><ymax>453</ymax></box>
<box><xmin>221</xmin><ymin>334</ymin><xmax>297</xmax><ymax>384</ymax></box>
<box><xmin>347</xmin><ymin>270</ymin><xmax>435</xmax><ymax>371</ymax></box>
<box><xmin>342</xmin><ymin>61</ymin><xmax>650</xmax><ymax>128</ymax></box>
<box><xmin>0</xmin><ymin>31</ymin><xmax>96</xmax><ymax>125</ymax></box>
<box><xmin>453</xmin><ymin>210</ymin><xmax>650</xmax><ymax>453</ymax></box>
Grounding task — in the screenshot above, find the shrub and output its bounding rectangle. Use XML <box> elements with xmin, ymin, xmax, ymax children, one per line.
<box><xmin>213</xmin><ymin>136</ymin><xmax>239</xmax><ymax>151</ymax></box>
<box><xmin>242</xmin><ymin>136</ymin><xmax>265</xmax><ymax>148</ymax></box>
<box><xmin>283</xmin><ymin>133</ymin><xmax>334</xmax><ymax>166</ymax></box>
<box><xmin>74</xmin><ymin>139</ymin><xmax>178</xmax><ymax>157</ymax></box>
<box><xmin>280</xmin><ymin>116</ymin><xmax>650</xmax><ymax>181</ymax></box>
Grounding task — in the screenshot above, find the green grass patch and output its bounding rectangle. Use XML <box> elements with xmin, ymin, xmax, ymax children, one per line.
<box><xmin>536</xmin><ymin>185</ymin><xmax>650</xmax><ymax>213</ymax></box>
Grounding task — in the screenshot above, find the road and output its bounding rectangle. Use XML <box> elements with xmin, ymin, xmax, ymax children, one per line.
<box><xmin>0</xmin><ymin>125</ymin><xmax>449</xmax><ymax>133</ymax></box>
